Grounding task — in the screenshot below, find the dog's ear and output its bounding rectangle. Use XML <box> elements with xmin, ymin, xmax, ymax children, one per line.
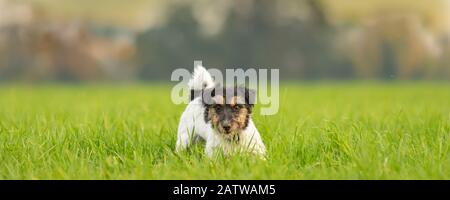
<box><xmin>246</xmin><ymin>88</ymin><xmax>256</xmax><ymax>106</ymax></box>
<box><xmin>237</xmin><ymin>87</ymin><xmax>256</xmax><ymax>106</ymax></box>
<box><xmin>202</xmin><ymin>88</ymin><xmax>215</xmax><ymax>105</ymax></box>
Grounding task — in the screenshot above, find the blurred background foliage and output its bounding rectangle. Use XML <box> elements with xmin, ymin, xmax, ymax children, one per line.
<box><xmin>0</xmin><ymin>0</ymin><xmax>449</xmax><ymax>81</ymax></box>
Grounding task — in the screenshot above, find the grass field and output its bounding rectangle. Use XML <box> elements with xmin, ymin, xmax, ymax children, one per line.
<box><xmin>0</xmin><ymin>83</ymin><xmax>449</xmax><ymax>179</ymax></box>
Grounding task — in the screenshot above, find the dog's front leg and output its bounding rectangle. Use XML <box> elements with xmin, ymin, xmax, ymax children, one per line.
<box><xmin>205</xmin><ymin>140</ymin><xmax>219</xmax><ymax>158</ymax></box>
<box><xmin>204</xmin><ymin>132</ymin><xmax>221</xmax><ymax>158</ymax></box>
<box><xmin>175</xmin><ymin>126</ymin><xmax>195</xmax><ymax>152</ymax></box>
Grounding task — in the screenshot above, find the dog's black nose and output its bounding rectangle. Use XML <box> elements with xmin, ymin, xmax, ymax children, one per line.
<box><xmin>223</xmin><ymin>125</ymin><xmax>231</xmax><ymax>133</ymax></box>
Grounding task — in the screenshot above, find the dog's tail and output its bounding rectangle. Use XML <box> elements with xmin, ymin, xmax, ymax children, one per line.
<box><xmin>188</xmin><ymin>65</ymin><xmax>215</xmax><ymax>101</ymax></box>
<box><xmin>188</xmin><ymin>65</ymin><xmax>215</xmax><ymax>90</ymax></box>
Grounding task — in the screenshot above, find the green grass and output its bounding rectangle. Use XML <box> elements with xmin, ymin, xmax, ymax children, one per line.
<box><xmin>0</xmin><ymin>83</ymin><xmax>449</xmax><ymax>179</ymax></box>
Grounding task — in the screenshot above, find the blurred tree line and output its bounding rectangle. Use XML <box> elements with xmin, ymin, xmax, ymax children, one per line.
<box><xmin>0</xmin><ymin>0</ymin><xmax>449</xmax><ymax>81</ymax></box>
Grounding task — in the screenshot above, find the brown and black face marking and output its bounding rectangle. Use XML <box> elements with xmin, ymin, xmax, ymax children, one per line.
<box><xmin>202</xmin><ymin>87</ymin><xmax>255</xmax><ymax>141</ymax></box>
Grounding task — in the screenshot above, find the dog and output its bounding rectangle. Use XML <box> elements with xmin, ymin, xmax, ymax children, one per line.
<box><xmin>176</xmin><ymin>65</ymin><xmax>266</xmax><ymax>158</ymax></box>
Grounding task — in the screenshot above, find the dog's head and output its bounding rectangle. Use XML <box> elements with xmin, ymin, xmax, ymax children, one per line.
<box><xmin>202</xmin><ymin>86</ymin><xmax>256</xmax><ymax>140</ymax></box>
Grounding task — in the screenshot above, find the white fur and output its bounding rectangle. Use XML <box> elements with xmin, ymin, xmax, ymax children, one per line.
<box><xmin>176</xmin><ymin>65</ymin><xmax>266</xmax><ymax>158</ymax></box>
<box><xmin>188</xmin><ymin>65</ymin><xmax>215</xmax><ymax>90</ymax></box>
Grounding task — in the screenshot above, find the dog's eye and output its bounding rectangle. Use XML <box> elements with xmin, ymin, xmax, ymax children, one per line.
<box><xmin>214</xmin><ymin>105</ymin><xmax>223</xmax><ymax>112</ymax></box>
<box><xmin>233</xmin><ymin>106</ymin><xmax>240</xmax><ymax>111</ymax></box>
